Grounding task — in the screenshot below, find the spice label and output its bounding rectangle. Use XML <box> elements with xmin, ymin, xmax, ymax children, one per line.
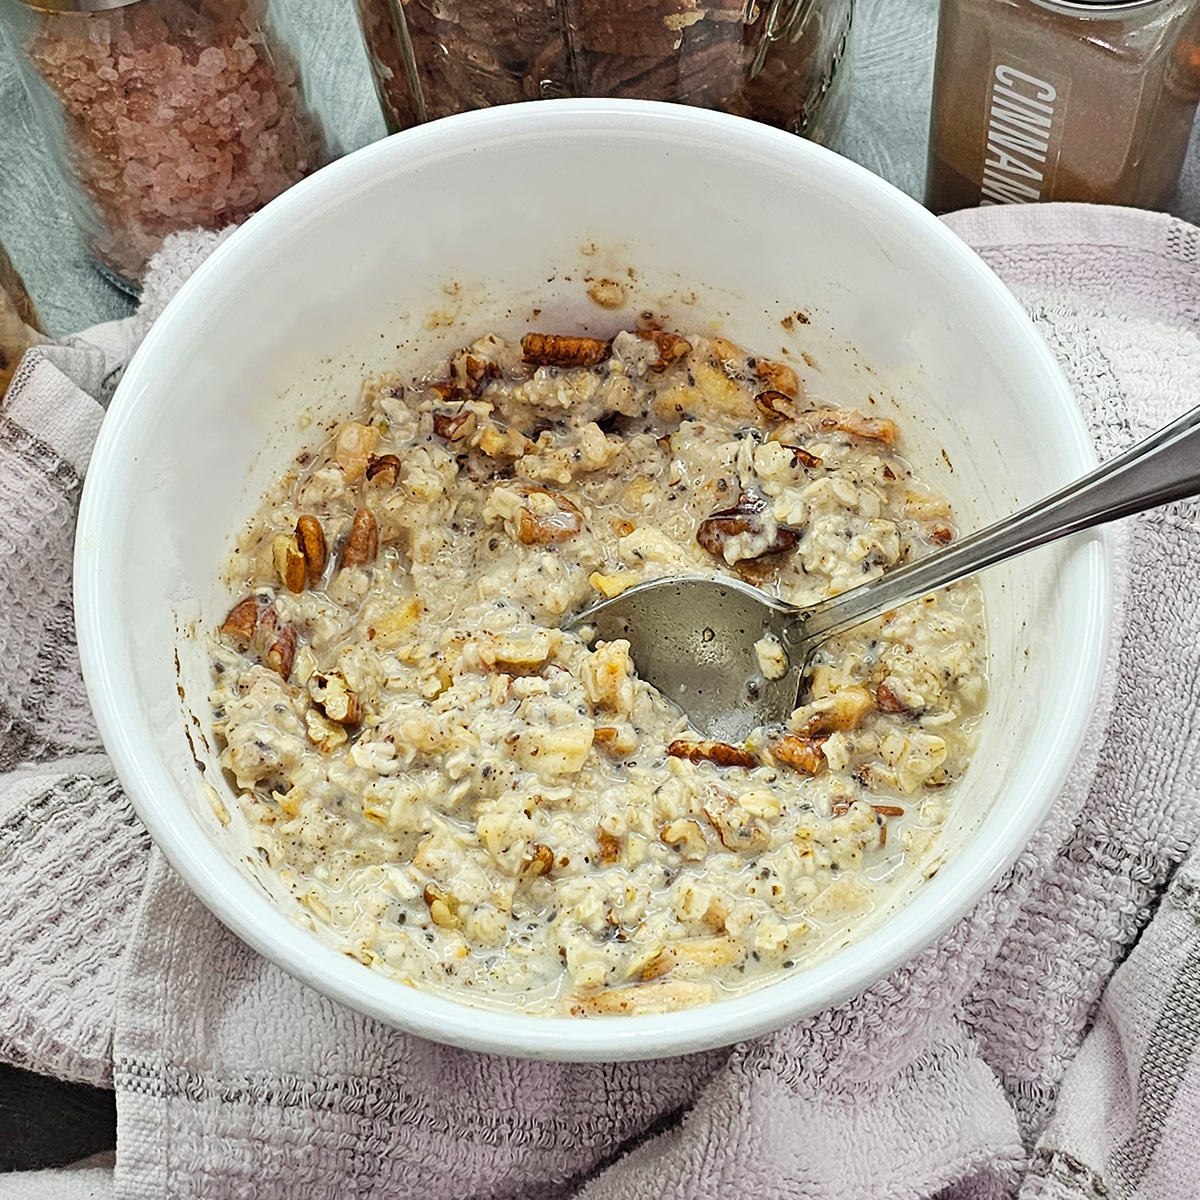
<box><xmin>978</xmin><ymin>62</ymin><xmax>1070</xmax><ymax>206</ymax></box>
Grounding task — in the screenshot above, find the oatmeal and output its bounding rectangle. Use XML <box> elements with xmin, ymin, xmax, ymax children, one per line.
<box><xmin>208</xmin><ymin>328</ymin><xmax>986</xmax><ymax>1016</ymax></box>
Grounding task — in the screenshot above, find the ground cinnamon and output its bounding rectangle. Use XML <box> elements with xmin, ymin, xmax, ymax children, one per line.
<box><xmin>927</xmin><ymin>0</ymin><xmax>1200</xmax><ymax>213</ymax></box>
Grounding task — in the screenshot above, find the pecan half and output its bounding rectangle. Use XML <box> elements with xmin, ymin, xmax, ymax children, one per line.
<box><xmin>365</xmin><ymin>454</ymin><xmax>403</xmax><ymax>487</ymax></box>
<box><xmin>341</xmin><ymin>508</ymin><xmax>378</xmax><ymax>568</ymax></box>
<box><xmin>219</xmin><ymin>596</ymin><xmax>261</xmax><ymax>649</ymax></box>
<box><xmin>667</xmin><ymin>739</ymin><xmax>757</xmax><ymax>769</ymax></box>
<box><xmin>769</xmin><ymin>734</ymin><xmax>827</xmax><ymax>774</ymax></box>
<box><xmin>516</xmin><ymin>488</ymin><xmax>583</xmax><ymax>545</ymax></box>
<box><xmin>272</xmin><ymin>533</ymin><xmax>306</xmax><ymax>594</ymax></box>
<box><xmin>637</xmin><ymin>329</ymin><xmax>690</xmax><ymax>372</ymax></box>
<box><xmin>696</xmin><ymin>492</ymin><xmax>801</xmax><ymax>563</ymax></box>
<box><xmin>521</xmin><ymin>332</ymin><xmax>611</xmax><ymax>368</ymax></box>
<box><xmin>295</xmin><ymin>516</ymin><xmax>327</xmax><ymax>586</ymax></box>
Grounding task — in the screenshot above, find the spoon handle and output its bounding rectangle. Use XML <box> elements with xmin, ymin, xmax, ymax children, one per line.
<box><xmin>790</xmin><ymin>403</ymin><xmax>1200</xmax><ymax>656</ymax></box>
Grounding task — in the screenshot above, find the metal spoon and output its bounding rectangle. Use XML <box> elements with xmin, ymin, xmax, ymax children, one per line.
<box><xmin>571</xmin><ymin>404</ymin><xmax>1200</xmax><ymax>743</ymax></box>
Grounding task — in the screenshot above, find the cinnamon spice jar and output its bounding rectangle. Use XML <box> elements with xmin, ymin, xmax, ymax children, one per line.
<box><xmin>927</xmin><ymin>0</ymin><xmax>1200</xmax><ymax>213</ymax></box>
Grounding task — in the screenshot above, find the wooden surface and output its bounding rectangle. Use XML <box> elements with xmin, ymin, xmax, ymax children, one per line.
<box><xmin>2</xmin><ymin>0</ymin><xmax>1200</xmax><ymax>1174</ymax></box>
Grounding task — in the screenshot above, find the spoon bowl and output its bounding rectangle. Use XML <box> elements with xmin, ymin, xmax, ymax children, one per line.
<box><xmin>574</xmin><ymin>401</ymin><xmax>1200</xmax><ymax>741</ymax></box>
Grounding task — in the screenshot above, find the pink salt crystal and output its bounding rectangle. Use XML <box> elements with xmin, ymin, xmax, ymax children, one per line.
<box><xmin>196</xmin><ymin>45</ymin><xmax>226</xmax><ymax>75</ymax></box>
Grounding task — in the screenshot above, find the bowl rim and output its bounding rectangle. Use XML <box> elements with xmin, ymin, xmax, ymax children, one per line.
<box><xmin>74</xmin><ymin>98</ymin><xmax>1111</xmax><ymax>1061</ymax></box>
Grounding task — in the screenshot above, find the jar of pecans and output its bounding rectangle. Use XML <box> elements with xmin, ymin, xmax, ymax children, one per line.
<box><xmin>0</xmin><ymin>0</ymin><xmax>332</xmax><ymax>290</ymax></box>
<box><xmin>352</xmin><ymin>0</ymin><xmax>854</xmax><ymax>146</ymax></box>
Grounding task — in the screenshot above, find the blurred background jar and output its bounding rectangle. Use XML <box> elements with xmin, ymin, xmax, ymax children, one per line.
<box><xmin>927</xmin><ymin>0</ymin><xmax>1200</xmax><ymax>214</ymax></box>
<box><xmin>352</xmin><ymin>0</ymin><xmax>854</xmax><ymax>147</ymax></box>
<box><xmin>0</xmin><ymin>239</ymin><xmax>44</xmax><ymax>399</ymax></box>
<box><xmin>0</xmin><ymin>0</ymin><xmax>334</xmax><ymax>291</ymax></box>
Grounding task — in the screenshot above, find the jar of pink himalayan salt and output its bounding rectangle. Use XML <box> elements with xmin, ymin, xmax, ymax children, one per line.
<box><xmin>0</xmin><ymin>0</ymin><xmax>332</xmax><ymax>290</ymax></box>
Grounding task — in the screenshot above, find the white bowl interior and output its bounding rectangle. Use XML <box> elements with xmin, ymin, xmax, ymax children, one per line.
<box><xmin>76</xmin><ymin>101</ymin><xmax>1109</xmax><ymax>1060</ymax></box>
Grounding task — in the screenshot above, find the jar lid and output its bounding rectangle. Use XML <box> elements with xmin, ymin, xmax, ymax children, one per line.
<box><xmin>1030</xmin><ymin>0</ymin><xmax>1170</xmax><ymax>11</ymax></box>
<box><xmin>13</xmin><ymin>0</ymin><xmax>143</xmax><ymax>11</ymax></box>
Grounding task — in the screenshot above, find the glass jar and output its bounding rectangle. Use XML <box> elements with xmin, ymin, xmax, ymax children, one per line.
<box><xmin>0</xmin><ymin>0</ymin><xmax>333</xmax><ymax>290</ymax></box>
<box><xmin>927</xmin><ymin>0</ymin><xmax>1200</xmax><ymax>213</ymax></box>
<box><xmin>0</xmin><ymin>240</ymin><xmax>44</xmax><ymax>399</ymax></box>
<box><xmin>352</xmin><ymin>0</ymin><xmax>854</xmax><ymax>146</ymax></box>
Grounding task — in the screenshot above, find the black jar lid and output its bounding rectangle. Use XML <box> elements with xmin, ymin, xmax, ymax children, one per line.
<box><xmin>14</xmin><ymin>0</ymin><xmax>143</xmax><ymax>12</ymax></box>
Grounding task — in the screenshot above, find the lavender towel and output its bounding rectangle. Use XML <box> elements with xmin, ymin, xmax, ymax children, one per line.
<box><xmin>0</xmin><ymin>204</ymin><xmax>1198</xmax><ymax>1199</ymax></box>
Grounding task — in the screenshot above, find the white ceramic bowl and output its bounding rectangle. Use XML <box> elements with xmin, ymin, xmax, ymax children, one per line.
<box><xmin>75</xmin><ymin>100</ymin><xmax>1110</xmax><ymax>1061</ymax></box>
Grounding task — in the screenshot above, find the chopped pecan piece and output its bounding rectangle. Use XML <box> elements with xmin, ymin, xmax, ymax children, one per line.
<box><xmin>752</xmin><ymin>357</ymin><xmax>800</xmax><ymax>399</ymax></box>
<box><xmin>341</xmin><ymin>508</ymin><xmax>378</xmax><ymax>568</ymax></box>
<box><xmin>295</xmin><ymin>516</ymin><xmax>327</xmax><ymax>586</ymax></box>
<box><xmin>432</xmin><ymin>410</ymin><xmax>475</xmax><ymax>442</ymax></box>
<box><xmin>422</xmin><ymin>883</ymin><xmax>460</xmax><ymax>929</ymax></box>
<box><xmin>262</xmin><ymin>623</ymin><xmax>297</xmax><ymax>680</ymax></box>
<box><xmin>790</xmin><ymin>447</ymin><xmax>823</xmax><ymax>469</ymax></box>
<box><xmin>597</xmin><ymin>828</ymin><xmax>622</xmax><ymax>865</ymax></box>
<box><xmin>219</xmin><ymin>596</ymin><xmax>261</xmax><ymax>649</ymax></box>
<box><xmin>593</xmin><ymin>724</ymin><xmax>638</xmax><ymax>755</ymax></box>
<box><xmin>667</xmin><ymin>739</ymin><xmax>757</xmax><ymax>769</ymax></box>
<box><xmin>637</xmin><ymin>329</ymin><xmax>690</xmax><ymax>372</ymax></box>
<box><xmin>521</xmin><ymin>332</ymin><xmax>611</xmax><ymax>368</ymax></box>
<box><xmin>464</xmin><ymin>354</ymin><xmax>500</xmax><ymax>396</ymax></box>
<box><xmin>365</xmin><ymin>454</ymin><xmax>403</xmax><ymax>487</ymax></box>
<box><xmin>755</xmin><ymin>389</ymin><xmax>797</xmax><ymax>422</ymax></box>
<box><xmin>696</xmin><ymin>492</ymin><xmax>801</xmax><ymax>563</ymax></box>
<box><xmin>872</xmin><ymin>804</ymin><xmax>905</xmax><ymax>818</ymax></box>
<box><xmin>770</xmin><ymin>734</ymin><xmax>827</xmax><ymax>774</ymax></box>
<box><xmin>516</xmin><ymin>488</ymin><xmax>583</xmax><ymax>545</ymax></box>
<box><xmin>308</xmin><ymin>671</ymin><xmax>360</xmax><ymax>726</ymax></box>
<box><xmin>272</xmin><ymin>533</ymin><xmax>306</xmax><ymax>594</ymax></box>
<box><xmin>875</xmin><ymin>683</ymin><xmax>909</xmax><ymax>713</ymax></box>
<box><xmin>929</xmin><ymin>522</ymin><xmax>954</xmax><ymax>545</ymax></box>
<box><xmin>520</xmin><ymin>842</ymin><xmax>555</xmax><ymax>882</ymax></box>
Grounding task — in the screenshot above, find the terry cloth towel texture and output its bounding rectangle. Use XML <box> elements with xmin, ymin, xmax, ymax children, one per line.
<box><xmin>0</xmin><ymin>204</ymin><xmax>1197</xmax><ymax>1200</ymax></box>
